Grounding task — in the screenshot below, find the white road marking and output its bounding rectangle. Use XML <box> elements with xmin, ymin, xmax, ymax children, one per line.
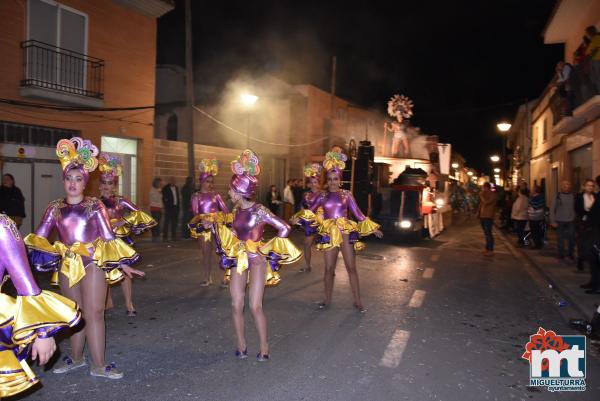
<box><xmin>423</xmin><ymin>268</ymin><xmax>434</xmax><ymax>279</ymax></box>
<box><xmin>408</xmin><ymin>289</ymin><xmax>426</xmax><ymax>308</ymax></box>
<box><xmin>379</xmin><ymin>329</ymin><xmax>411</xmax><ymax>368</ymax></box>
<box><xmin>430</xmin><ymin>254</ymin><xmax>440</xmax><ymax>262</ymax></box>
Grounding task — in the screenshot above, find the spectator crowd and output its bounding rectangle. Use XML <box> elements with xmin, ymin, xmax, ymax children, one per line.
<box><xmin>495</xmin><ymin>176</ymin><xmax>600</xmax><ymax>296</ymax></box>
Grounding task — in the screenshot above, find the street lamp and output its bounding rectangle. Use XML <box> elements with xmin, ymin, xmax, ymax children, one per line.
<box><xmin>451</xmin><ymin>162</ymin><xmax>459</xmax><ymax>168</ymax></box>
<box><xmin>493</xmin><ymin>168</ymin><xmax>501</xmax><ymax>173</ymax></box>
<box><xmin>240</xmin><ymin>93</ymin><xmax>259</xmax><ymax>147</ymax></box>
<box><xmin>490</xmin><ymin>155</ymin><xmax>500</xmax><ymax>163</ymax></box>
<box><xmin>496</xmin><ymin>122</ymin><xmax>511</xmax><ymax>188</ymax></box>
<box><xmin>496</xmin><ymin>122</ymin><xmax>512</xmax><ymax>132</ymax></box>
<box><xmin>467</xmin><ymin>171</ymin><xmax>474</xmax><ymax>176</ymax></box>
<box><xmin>241</xmin><ymin>93</ymin><xmax>259</xmax><ymax>106</ymax></box>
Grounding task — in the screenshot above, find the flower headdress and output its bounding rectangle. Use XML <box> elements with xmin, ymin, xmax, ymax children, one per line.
<box><xmin>303</xmin><ymin>162</ymin><xmax>323</xmax><ymax>178</ymax></box>
<box><xmin>56</xmin><ymin>137</ymin><xmax>99</xmax><ymax>174</ymax></box>
<box><xmin>323</xmin><ymin>149</ymin><xmax>347</xmax><ymax>173</ymax></box>
<box><xmin>98</xmin><ymin>152</ymin><xmax>122</xmax><ymax>181</ymax></box>
<box><xmin>230</xmin><ymin>149</ymin><xmax>260</xmax><ymax>197</ymax></box>
<box><xmin>231</xmin><ymin>150</ymin><xmax>260</xmax><ymax>177</ymax></box>
<box><xmin>387</xmin><ymin>94</ymin><xmax>414</xmax><ymax>123</ymax></box>
<box><xmin>198</xmin><ymin>158</ymin><xmax>219</xmax><ymax>182</ymax></box>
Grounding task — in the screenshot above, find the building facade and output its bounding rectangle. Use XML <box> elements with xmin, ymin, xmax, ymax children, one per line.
<box><xmin>509</xmin><ymin>0</ymin><xmax>599</xmax><ymax>200</ymax></box>
<box><xmin>0</xmin><ymin>0</ymin><xmax>173</xmax><ymax>233</ymax></box>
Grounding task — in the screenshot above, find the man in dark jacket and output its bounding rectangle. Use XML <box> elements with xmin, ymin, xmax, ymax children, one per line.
<box><xmin>575</xmin><ymin>179</ymin><xmax>596</xmax><ymax>271</ymax></box>
<box><xmin>578</xmin><ymin>178</ymin><xmax>600</xmax><ymax>294</ymax></box>
<box><xmin>180</xmin><ymin>176</ymin><xmax>194</xmax><ymax>239</ymax></box>
<box><xmin>162</xmin><ymin>176</ymin><xmax>180</xmax><ymax>241</ymax></box>
<box><xmin>581</xmin><ymin>195</ymin><xmax>600</xmax><ymax>294</ymax></box>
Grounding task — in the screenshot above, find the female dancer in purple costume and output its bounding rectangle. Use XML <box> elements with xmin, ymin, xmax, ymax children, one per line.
<box><xmin>24</xmin><ymin>137</ymin><xmax>144</xmax><ymax>379</ymax></box>
<box><xmin>187</xmin><ymin>159</ymin><xmax>230</xmax><ymax>287</ymax></box>
<box><xmin>215</xmin><ymin>150</ymin><xmax>301</xmax><ymax>361</ymax></box>
<box><xmin>0</xmin><ymin>214</ymin><xmax>80</xmax><ymax>398</ymax></box>
<box><xmin>292</xmin><ymin>163</ymin><xmax>323</xmax><ymax>273</ymax></box>
<box><xmin>99</xmin><ymin>153</ymin><xmax>156</xmax><ymax>316</ymax></box>
<box><xmin>301</xmin><ymin>148</ymin><xmax>382</xmax><ymax>312</ymax></box>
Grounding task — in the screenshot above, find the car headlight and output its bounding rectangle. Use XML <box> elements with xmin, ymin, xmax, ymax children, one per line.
<box><xmin>400</xmin><ymin>220</ymin><xmax>412</xmax><ymax>229</ymax></box>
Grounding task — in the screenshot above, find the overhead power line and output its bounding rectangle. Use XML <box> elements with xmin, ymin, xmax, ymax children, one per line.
<box><xmin>0</xmin><ymin>97</ymin><xmax>155</xmax><ymax>112</ymax></box>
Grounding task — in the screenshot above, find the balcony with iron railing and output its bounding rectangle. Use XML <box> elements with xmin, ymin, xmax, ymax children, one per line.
<box><xmin>549</xmin><ymin>64</ymin><xmax>600</xmax><ymax>135</ymax></box>
<box><xmin>19</xmin><ymin>40</ymin><xmax>105</xmax><ymax>107</ymax></box>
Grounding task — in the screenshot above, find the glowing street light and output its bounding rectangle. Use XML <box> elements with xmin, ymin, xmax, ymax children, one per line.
<box><xmin>467</xmin><ymin>171</ymin><xmax>474</xmax><ymax>176</ymax></box>
<box><xmin>490</xmin><ymin>155</ymin><xmax>500</xmax><ymax>163</ymax></box>
<box><xmin>451</xmin><ymin>162</ymin><xmax>459</xmax><ymax>168</ymax></box>
<box><xmin>241</xmin><ymin>93</ymin><xmax>259</xmax><ymax>106</ymax></box>
<box><xmin>493</xmin><ymin>168</ymin><xmax>501</xmax><ymax>173</ymax></box>
<box><xmin>496</xmin><ymin>122</ymin><xmax>512</xmax><ymax>132</ymax></box>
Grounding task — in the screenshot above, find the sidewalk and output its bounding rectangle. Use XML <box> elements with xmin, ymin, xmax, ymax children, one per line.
<box><xmin>498</xmin><ymin>225</ymin><xmax>600</xmax><ymax>320</ymax></box>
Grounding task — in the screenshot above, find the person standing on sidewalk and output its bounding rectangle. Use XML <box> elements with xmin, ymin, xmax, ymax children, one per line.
<box><xmin>578</xmin><ymin>177</ymin><xmax>600</xmax><ymax>294</ymax></box>
<box><xmin>528</xmin><ymin>185</ymin><xmax>546</xmax><ymax>249</ymax></box>
<box><xmin>181</xmin><ymin>176</ymin><xmax>195</xmax><ymax>239</ymax></box>
<box><xmin>283</xmin><ymin>179</ymin><xmax>295</xmax><ymax>221</ymax></box>
<box><xmin>149</xmin><ymin>178</ymin><xmax>163</xmax><ymax>242</ymax></box>
<box><xmin>162</xmin><ymin>177</ymin><xmax>180</xmax><ymax>241</ymax></box>
<box><xmin>575</xmin><ymin>179</ymin><xmax>596</xmax><ymax>271</ymax></box>
<box><xmin>511</xmin><ymin>187</ymin><xmax>529</xmax><ymax>247</ymax></box>
<box><xmin>550</xmin><ymin>181</ymin><xmax>576</xmax><ymax>262</ymax></box>
<box><xmin>478</xmin><ymin>182</ymin><xmax>497</xmax><ymax>256</ymax></box>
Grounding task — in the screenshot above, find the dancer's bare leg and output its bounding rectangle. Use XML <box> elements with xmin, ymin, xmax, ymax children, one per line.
<box><xmin>59</xmin><ymin>273</ymin><xmax>85</xmax><ymax>361</ymax></box>
<box><xmin>402</xmin><ymin>138</ymin><xmax>410</xmax><ymax>157</ymax></box>
<box><xmin>391</xmin><ymin>138</ymin><xmax>400</xmax><ymax>156</ymax></box>
<box><xmin>80</xmin><ymin>264</ymin><xmax>108</xmax><ymax>368</ymax></box>
<box><xmin>105</xmin><ymin>285</ymin><xmax>114</xmax><ymax>310</ymax></box>
<box><xmin>340</xmin><ymin>234</ymin><xmax>363</xmax><ymax>308</ymax></box>
<box><xmin>229</xmin><ymin>267</ymin><xmax>248</xmax><ymax>352</ymax></box>
<box><xmin>201</xmin><ymin>238</ymin><xmax>213</xmax><ymax>282</ymax></box>
<box><xmin>303</xmin><ymin>235</ymin><xmax>314</xmax><ymax>270</ymax></box>
<box><xmin>323</xmin><ymin>248</ymin><xmax>339</xmax><ymax>305</ymax></box>
<box><xmin>248</xmin><ymin>256</ymin><xmax>268</xmax><ymax>355</ymax></box>
<box><xmin>120</xmin><ymin>276</ymin><xmax>134</xmax><ymax>312</ymax></box>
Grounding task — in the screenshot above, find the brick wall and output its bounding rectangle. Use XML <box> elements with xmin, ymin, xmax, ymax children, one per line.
<box><xmin>0</xmin><ymin>0</ymin><xmax>157</xmax><ymax>208</ymax></box>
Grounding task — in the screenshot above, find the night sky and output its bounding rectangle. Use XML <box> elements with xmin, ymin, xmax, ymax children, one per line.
<box><xmin>156</xmin><ymin>0</ymin><xmax>563</xmax><ymax>171</ymax></box>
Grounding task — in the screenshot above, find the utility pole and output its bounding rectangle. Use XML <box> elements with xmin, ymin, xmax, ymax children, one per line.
<box><xmin>184</xmin><ymin>0</ymin><xmax>195</xmax><ymax>180</ymax></box>
<box><xmin>327</xmin><ymin>55</ymin><xmax>336</xmax><ymax>152</ymax></box>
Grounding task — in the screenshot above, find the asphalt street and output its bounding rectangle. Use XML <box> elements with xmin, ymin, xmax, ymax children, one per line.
<box><xmin>11</xmin><ymin>217</ymin><xmax>600</xmax><ymax>401</ymax></box>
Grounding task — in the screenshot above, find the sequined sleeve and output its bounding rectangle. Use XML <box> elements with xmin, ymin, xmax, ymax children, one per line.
<box><xmin>262</xmin><ymin>207</ymin><xmax>291</xmax><ymax>237</ymax></box>
<box><xmin>119</xmin><ymin>197</ymin><xmax>140</xmax><ymax>213</ymax></box>
<box><xmin>346</xmin><ymin>192</ymin><xmax>366</xmax><ymax>221</ymax></box>
<box><xmin>191</xmin><ymin>193</ymin><xmax>200</xmax><ymax>215</ymax></box>
<box><xmin>93</xmin><ymin>201</ymin><xmax>117</xmax><ymax>241</ymax></box>
<box><xmin>216</xmin><ymin>193</ymin><xmax>229</xmax><ymax>214</ymax></box>
<box><xmin>34</xmin><ymin>203</ymin><xmax>57</xmax><ymax>238</ymax></box>
<box><xmin>0</xmin><ymin>216</ymin><xmax>40</xmax><ymax>296</ymax></box>
<box><xmin>308</xmin><ymin>192</ymin><xmax>325</xmax><ymax>213</ymax></box>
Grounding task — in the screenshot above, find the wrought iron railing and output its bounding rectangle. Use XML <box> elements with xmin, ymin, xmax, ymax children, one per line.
<box><xmin>20</xmin><ymin>40</ymin><xmax>104</xmax><ymax>99</ymax></box>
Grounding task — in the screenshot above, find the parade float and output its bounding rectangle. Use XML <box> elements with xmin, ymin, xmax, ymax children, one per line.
<box><xmin>371</xmin><ymin>94</ymin><xmax>451</xmax><ymax>238</ymax></box>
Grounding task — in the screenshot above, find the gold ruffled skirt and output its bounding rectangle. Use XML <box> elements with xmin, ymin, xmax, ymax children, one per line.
<box><xmin>0</xmin><ymin>291</ymin><xmax>80</xmax><ymax>398</ymax></box>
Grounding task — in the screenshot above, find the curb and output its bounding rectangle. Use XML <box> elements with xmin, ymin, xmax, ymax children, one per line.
<box><xmin>496</xmin><ymin>227</ymin><xmax>591</xmax><ymax>320</ymax></box>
